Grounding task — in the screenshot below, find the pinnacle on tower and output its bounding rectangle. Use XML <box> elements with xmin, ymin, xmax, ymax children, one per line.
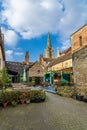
<box><xmin>47</xmin><ymin>32</ymin><xmax>51</xmax><ymax>48</ymax></box>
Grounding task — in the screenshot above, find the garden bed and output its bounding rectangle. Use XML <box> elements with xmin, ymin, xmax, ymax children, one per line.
<box><xmin>0</xmin><ymin>88</ymin><xmax>46</xmax><ymax>108</ymax></box>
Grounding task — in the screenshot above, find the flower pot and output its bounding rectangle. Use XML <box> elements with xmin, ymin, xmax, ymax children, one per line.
<box><xmin>35</xmin><ymin>97</ymin><xmax>41</xmax><ymax>103</ymax></box>
<box><xmin>76</xmin><ymin>95</ymin><xmax>84</xmax><ymax>101</ymax></box>
<box><xmin>26</xmin><ymin>99</ymin><xmax>30</xmax><ymax>104</ymax></box>
<box><xmin>20</xmin><ymin>99</ymin><xmax>25</xmax><ymax>104</ymax></box>
<box><xmin>83</xmin><ymin>97</ymin><xmax>87</xmax><ymax>103</ymax></box>
<box><xmin>2</xmin><ymin>102</ymin><xmax>8</xmax><ymax>108</ymax></box>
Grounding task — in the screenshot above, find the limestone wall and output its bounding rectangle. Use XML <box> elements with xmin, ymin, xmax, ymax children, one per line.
<box><xmin>72</xmin><ymin>46</ymin><xmax>87</xmax><ymax>87</ymax></box>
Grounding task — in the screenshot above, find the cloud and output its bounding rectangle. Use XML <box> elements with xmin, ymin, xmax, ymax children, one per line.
<box><xmin>1</xmin><ymin>0</ymin><xmax>87</xmax><ymax>49</ymax></box>
<box><xmin>5</xmin><ymin>50</ymin><xmax>24</xmax><ymax>61</ymax></box>
<box><xmin>2</xmin><ymin>28</ymin><xmax>18</xmax><ymax>47</ymax></box>
<box><xmin>60</xmin><ymin>39</ymin><xmax>71</xmax><ymax>51</ymax></box>
<box><xmin>14</xmin><ymin>52</ymin><xmax>24</xmax><ymax>56</ymax></box>
<box><xmin>5</xmin><ymin>50</ymin><xmax>13</xmax><ymax>61</ymax></box>
<box><xmin>1</xmin><ymin>0</ymin><xmax>63</xmax><ymax>39</ymax></box>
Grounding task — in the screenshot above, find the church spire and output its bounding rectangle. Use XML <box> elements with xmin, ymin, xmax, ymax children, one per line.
<box><xmin>44</xmin><ymin>32</ymin><xmax>54</xmax><ymax>58</ymax></box>
<box><xmin>47</xmin><ymin>32</ymin><xmax>51</xmax><ymax>48</ymax></box>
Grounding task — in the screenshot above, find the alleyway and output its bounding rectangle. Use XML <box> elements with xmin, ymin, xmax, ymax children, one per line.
<box><xmin>0</xmin><ymin>92</ymin><xmax>87</xmax><ymax>130</ymax></box>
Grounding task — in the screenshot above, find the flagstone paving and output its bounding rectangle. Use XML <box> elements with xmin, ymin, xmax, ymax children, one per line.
<box><xmin>0</xmin><ymin>92</ymin><xmax>87</xmax><ymax>130</ymax></box>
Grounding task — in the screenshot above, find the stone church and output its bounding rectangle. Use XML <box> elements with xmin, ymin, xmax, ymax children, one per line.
<box><xmin>44</xmin><ymin>32</ymin><xmax>54</xmax><ymax>58</ymax></box>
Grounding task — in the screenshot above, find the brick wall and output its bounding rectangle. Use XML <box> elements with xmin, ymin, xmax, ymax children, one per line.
<box><xmin>72</xmin><ymin>46</ymin><xmax>87</xmax><ymax>87</ymax></box>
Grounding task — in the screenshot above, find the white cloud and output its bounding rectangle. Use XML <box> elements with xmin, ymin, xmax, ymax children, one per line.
<box><xmin>14</xmin><ymin>52</ymin><xmax>24</xmax><ymax>56</ymax></box>
<box><xmin>60</xmin><ymin>39</ymin><xmax>71</xmax><ymax>51</ymax></box>
<box><xmin>5</xmin><ymin>50</ymin><xmax>13</xmax><ymax>61</ymax></box>
<box><xmin>5</xmin><ymin>50</ymin><xmax>24</xmax><ymax>61</ymax></box>
<box><xmin>2</xmin><ymin>28</ymin><xmax>18</xmax><ymax>47</ymax></box>
<box><xmin>1</xmin><ymin>0</ymin><xmax>63</xmax><ymax>39</ymax></box>
<box><xmin>1</xmin><ymin>0</ymin><xmax>87</xmax><ymax>49</ymax></box>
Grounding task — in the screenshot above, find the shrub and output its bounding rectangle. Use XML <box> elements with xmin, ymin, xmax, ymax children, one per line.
<box><xmin>57</xmin><ymin>86</ymin><xmax>77</xmax><ymax>98</ymax></box>
<box><xmin>0</xmin><ymin>88</ymin><xmax>46</xmax><ymax>107</ymax></box>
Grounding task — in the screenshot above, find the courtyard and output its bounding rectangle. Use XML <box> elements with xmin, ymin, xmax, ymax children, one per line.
<box><xmin>0</xmin><ymin>92</ymin><xmax>87</xmax><ymax>130</ymax></box>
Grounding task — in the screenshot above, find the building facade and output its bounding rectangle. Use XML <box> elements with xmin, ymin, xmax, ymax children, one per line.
<box><xmin>0</xmin><ymin>28</ymin><xmax>5</xmax><ymax>70</ymax></box>
<box><xmin>71</xmin><ymin>24</ymin><xmax>87</xmax><ymax>87</ymax></box>
<box><xmin>29</xmin><ymin>61</ymin><xmax>44</xmax><ymax>85</ymax></box>
<box><xmin>44</xmin><ymin>47</ymin><xmax>73</xmax><ymax>85</ymax></box>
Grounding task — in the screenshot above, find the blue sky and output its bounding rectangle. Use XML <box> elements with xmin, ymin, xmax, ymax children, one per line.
<box><xmin>0</xmin><ymin>0</ymin><xmax>87</xmax><ymax>62</ymax></box>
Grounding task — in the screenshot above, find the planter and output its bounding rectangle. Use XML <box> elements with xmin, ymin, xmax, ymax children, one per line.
<box><xmin>76</xmin><ymin>95</ymin><xmax>84</xmax><ymax>101</ymax></box>
<box><xmin>2</xmin><ymin>102</ymin><xmax>8</xmax><ymax>108</ymax></box>
<box><xmin>72</xmin><ymin>95</ymin><xmax>77</xmax><ymax>100</ymax></box>
<box><xmin>35</xmin><ymin>97</ymin><xmax>41</xmax><ymax>103</ymax></box>
<box><xmin>83</xmin><ymin>97</ymin><xmax>87</xmax><ymax>103</ymax></box>
<box><xmin>26</xmin><ymin>99</ymin><xmax>30</xmax><ymax>104</ymax></box>
<box><xmin>41</xmin><ymin>98</ymin><xmax>45</xmax><ymax>102</ymax></box>
<box><xmin>20</xmin><ymin>99</ymin><xmax>25</xmax><ymax>104</ymax></box>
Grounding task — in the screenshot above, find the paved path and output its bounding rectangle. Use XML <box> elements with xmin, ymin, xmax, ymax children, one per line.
<box><xmin>0</xmin><ymin>93</ymin><xmax>87</xmax><ymax>130</ymax></box>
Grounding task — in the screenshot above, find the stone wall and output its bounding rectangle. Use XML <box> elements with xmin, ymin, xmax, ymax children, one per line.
<box><xmin>72</xmin><ymin>46</ymin><xmax>87</xmax><ymax>87</ymax></box>
<box><xmin>71</xmin><ymin>25</ymin><xmax>87</xmax><ymax>53</ymax></box>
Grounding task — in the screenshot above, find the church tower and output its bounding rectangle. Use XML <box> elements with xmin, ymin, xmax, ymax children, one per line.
<box><xmin>25</xmin><ymin>51</ymin><xmax>29</xmax><ymax>65</ymax></box>
<box><xmin>44</xmin><ymin>32</ymin><xmax>54</xmax><ymax>58</ymax></box>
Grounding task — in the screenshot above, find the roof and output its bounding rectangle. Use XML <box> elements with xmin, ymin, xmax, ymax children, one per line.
<box><xmin>29</xmin><ymin>61</ymin><xmax>44</xmax><ymax>77</ymax></box>
<box><xmin>6</xmin><ymin>61</ymin><xmax>34</xmax><ymax>73</ymax></box>
<box><xmin>47</xmin><ymin>52</ymin><xmax>72</xmax><ymax>68</ymax></box>
<box><xmin>43</xmin><ymin>57</ymin><xmax>54</xmax><ymax>62</ymax></box>
<box><xmin>71</xmin><ymin>24</ymin><xmax>87</xmax><ymax>36</ymax></box>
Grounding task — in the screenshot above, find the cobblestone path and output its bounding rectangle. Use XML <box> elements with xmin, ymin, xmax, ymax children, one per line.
<box><xmin>0</xmin><ymin>92</ymin><xmax>87</xmax><ymax>130</ymax></box>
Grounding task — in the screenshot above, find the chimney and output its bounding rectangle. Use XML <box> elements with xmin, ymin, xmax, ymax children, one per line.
<box><xmin>25</xmin><ymin>51</ymin><xmax>29</xmax><ymax>65</ymax></box>
<box><xmin>39</xmin><ymin>55</ymin><xmax>43</xmax><ymax>63</ymax></box>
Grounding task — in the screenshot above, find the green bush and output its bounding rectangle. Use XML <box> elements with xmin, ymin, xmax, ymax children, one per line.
<box><xmin>0</xmin><ymin>88</ymin><xmax>46</xmax><ymax>107</ymax></box>
<box><xmin>30</xmin><ymin>89</ymin><xmax>46</xmax><ymax>102</ymax></box>
<box><xmin>57</xmin><ymin>86</ymin><xmax>77</xmax><ymax>98</ymax></box>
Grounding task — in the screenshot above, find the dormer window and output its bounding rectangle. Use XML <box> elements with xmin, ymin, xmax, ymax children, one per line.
<box><xmin>79</xmin><ymin>36</ymin><xmax>82</xmax><ymax>46</ymax></box>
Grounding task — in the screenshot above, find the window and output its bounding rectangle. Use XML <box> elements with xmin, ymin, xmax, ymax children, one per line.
<box><xmin>37</xmin><ymin>69</ymin><xmax>40</xmax><ymax>73</ymax></box>
<box><xmin>79</xmin><ymin>36</ymin><xmax>82</xmax><ymax>46</ymax></box>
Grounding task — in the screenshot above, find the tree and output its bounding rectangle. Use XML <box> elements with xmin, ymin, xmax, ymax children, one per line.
<box><xmin>0</xmin><ymin>67</ymin><xmax>11</xmax><ymax>89</ymax></box>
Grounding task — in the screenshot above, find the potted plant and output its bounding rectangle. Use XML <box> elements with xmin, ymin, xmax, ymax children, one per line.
<box><xmin>1</xmin><ymin>91</ymin><xmax>10</xmax><ymax>108</ymax></box>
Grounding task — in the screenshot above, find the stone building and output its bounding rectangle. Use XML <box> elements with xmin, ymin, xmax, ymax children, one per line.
<box><xmin>0</xmin><ymin>28</ymin><xmax>5</xmax><ymax>70</ymax></box>
<box><xmin>44</xmin><ymin>47</ymin><xmax>73</xmax><ymax>85</ymax></box>
<box><xmin>44</xmin><ymin>32</ymin><xmax>54</xmax><ymax>58</ymax></box>
<box><xmin>39</xmin><ymin>33</ymin><xmax>54</xmax><ymax>68</ymax></box>
<box><xmin>71</xmin><ymin>24</ymin><xmax>87</xmax><ymax>87</ymax></box>
<box><xmin>29</xmin><ymin>61</ymin><xmax>44</xmax><ymax>85</ymax></box>
<box><xmin>6</xmin><ymin>52</ymin><xmax>33</xmax><ymax>83</ymax></box>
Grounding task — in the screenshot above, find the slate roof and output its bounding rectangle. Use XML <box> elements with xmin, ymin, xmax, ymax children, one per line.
<box><xmin>47</xmin><ymin>52</ymin><xmax>72</xmax><ymax>68</ymax></box>
<box><xmin>6</xmin><ymin>61</ymin><xmax>34</xmax><ymax>73</ymax></box>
